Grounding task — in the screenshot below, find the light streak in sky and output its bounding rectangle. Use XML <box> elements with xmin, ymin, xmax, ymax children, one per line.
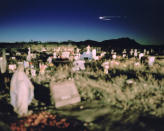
<box><xmin>99</xmin><ymin>16</ymin><xmax>126</xmax><ymax>21</ymax></box>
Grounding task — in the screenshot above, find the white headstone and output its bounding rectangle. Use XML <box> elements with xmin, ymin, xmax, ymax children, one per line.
<box><xmin>8</xmin><ymin>64</ymin><xmax>17</xmax><ymax>73</ymax></box>
<box><xmin>148</xmin><ymin>56</ymin><xmax>155</xmax><ymax>66</ymax></box>
<box><xmin>134</xmin><ymin>49</ymin><xmax>138</xmax><ymax>57</ymax></box>
<box><xmin>50</xmin><ymin>80</ymin><xmax>81</xmax><ymax>108</ymax></box>
<box><xmin>12</xmin><ymin>57</ymin><xmax>16</xmax><ymax>60</ymax></box>
<box><xmin>101</xmin><ymin>61</ymin><xmax>109</xmax><ymax>74</ymax></box>
<box><xmin>86</xmin><ymin>45</ymin><xmax>91</xmax><ymax>55</ymax></box>
<box><xmin>24</xmin><ymin>61</ymin><xmax>29</xmax><ymax>68</ymax></box>
<box><xmin>112</xmin><ymin>52</ymin><xmax>117</xmax><ymax>60</ymax></box>
<box><xmin>47</xmin><ymin>56</ymin><xmax>53</xmax><ymax>64</ymax></box>
<box><xmin>61</xmin><ymin>51</ymin><xmax>70</xmax><ymax>59</ymax></box>
<box><xmin>139</xmin><ymin>53</ymin><xmax>144</xmax><ymax>60</ymax></box>
<box><xmin>72</xmin><ymin>60</ymin><xmax>85</xmax><ymax>71</ymax></box>
<box><xmin>31</xmin><ymin>69</ymin><xmax>36</xmax><ymax>77</ymax></box>
<box><xmin>130</xmin><ymin>49</ymin><xmax>134</xmax><ymax>56</ymax></box>
<box><xmin>39</xmin><ymin>63</ymin><xmax>47</xmax><ymax>75</ymax></box>
<box><xmin>53</xmin><ymin>52</ymin><xmax>57</xmax><ymax>59</ymax></box>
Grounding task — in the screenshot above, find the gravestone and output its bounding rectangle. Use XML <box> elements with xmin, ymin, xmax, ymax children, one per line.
<box><xmin>112</xmin><ymin>52</ymin><xmax>117</xmax><ymax>60</ymax></box>
<box><xmin>139</xmin><ymin>53</ymin><xmax>144</xmax><ymax>60</ymax></box>
<box><xmin>72</xmin><ymin>60</ymin><xmax>85</xmax><ymax>71</ymax></box>
<box><xmin>134</xmin><ymin>49</ymin><xmax>138</xmax><ymax>57</ymax></box>
<box><xmin>148</xmin><ymin>56</ymin><xmax>155</xmax><ymax>66</ymax></box>
<box><xmin>0</xmin><ymin>49</ymin><xmax>7</xmax><ymax>74</ymax></box>
<box><xmin>47</xmin><ymin>56</ymin><xmax>53</xmax><ymax>64</ymax></box>
<box><xmin>50</xmin><ymin>80</ymin><xmax>81</xmax><ymax>108</ymax></box>
<box><xmin>61</xmin><ymin>51</ymin><xmax>70</xmax><ymax>59</ymax></box>
<box><xmin>39</xmin><ymin>63</ymin><xmax>47</xmax><ymax>75</ymax></box>
<box><xmin>101</xmin><ymin>61</ymin><xmax>109</xmax><ymax>74</ymax></box>
<box><xmin>130</xmin><ymin>49</ymin><xmax>134</xmax><ymax>56</ymax></box>
<box><xmin>8</xmin><ymin>64</ymin><xmax>17</xmax><ymax>73</ymax></box>
<box><xmin>31</xmin><ymin>69</ymin><xmax>36</xmax><ymax>77</ymax></box>
<box><xmin>53</xmin><ymin>52</ymin><xmax>57</xmax><ymax>59</ymax></box>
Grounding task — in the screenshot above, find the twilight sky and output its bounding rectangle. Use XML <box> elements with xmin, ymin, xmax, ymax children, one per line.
<box><xmin>0</xmin><ymin>0</ymin><xmax>164</xmax><ymax>45</ymax></box>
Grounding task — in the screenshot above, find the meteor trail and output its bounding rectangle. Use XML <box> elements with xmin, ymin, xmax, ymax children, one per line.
<box><xmin>99</xmin><ymin>16</ymin><xmax>125</xmax><ymax>21</ymax></box>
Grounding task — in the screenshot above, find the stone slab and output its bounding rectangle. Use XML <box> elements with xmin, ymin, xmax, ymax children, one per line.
<box><xmin>50</xmin><ymin>80</ymin><xmax>81</xmax><ymax>108</ymax></box>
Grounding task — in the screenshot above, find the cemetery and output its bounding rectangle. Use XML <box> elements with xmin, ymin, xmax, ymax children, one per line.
<box><xmin>0</xmin><ymin>42</ymin><xmax>164</xmax><ymax>131</ymax></box>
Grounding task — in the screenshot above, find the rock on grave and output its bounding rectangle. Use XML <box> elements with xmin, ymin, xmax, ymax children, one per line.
<box><xmin>50</xmin><ymin>80</ymin><xmax>81</xmax><ymax>108</ymax></box>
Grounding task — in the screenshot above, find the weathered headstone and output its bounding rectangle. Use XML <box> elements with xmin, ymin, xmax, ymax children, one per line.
<box><xmin>72</xmin><ymin>60</ymin><xmax>85</xmax><ymax>71</ymax></box>
<box><xmin>26</xmin><ymin>47</ymin><xmax>31</xmax><ymax>61</ymax></box>
<box><xmin>0</xmin><ymin>49</ymin><xmax>7</xmax><ymax>74</ymax></box>
<box><xmin>86</xmin><ymin>45</ymin><xmax>91</xmax><ymax>55</ymax></box>
<box><xmin>61</xmin><ymin>51</ymin><xmax>70</xmax><ymax>59</ymax></box>
<box><xmin>92</xmin><ymin>49</ymin><xmax>99</xmax><ymax>60</ymax></box>
<box><xmin>31</xmin><ymin>68</ymin><xmax>36</xmax><ymax>77</ymax></box>
<box><xmin>53</xmin><ymin>52</ymin><xmax>57</xmax><ymax>59</ymax></box>
<box><xmin>130</xmin><ymin>49</ymin><xmax>134</xmax><ymax>56</ymax></box>
<box><xmin>47</xmin><ymin>56</ymin><xmax>53</xmax><ymax>64</ymax></box>
<box><xmin>12</xmin><ymin>57</ymin><xmax>16</xmax><ymax>60</ymax></box>
<box><xmin>111</xmin><ymin>49</ymin><xmax>114</xmax><ymax>55</ymax></box>
<box><xmin>50</xmin><ymin>80</ymin><xmax>81</xmax><ymax>108</ymax></box>
<box><xmin>39</xmin><ymin>63</ymin><xmax>47</xmax><ymax>75</ymax></box>
<box><xmin>139</xmin><ymin>53</ymin><xmax>144</xmax><ymax>60</ymax></box>
<box><xmin>101</xmin><ymin>61</ymin><xmax>109</xmax><ymax>74</ymax></box>
<box><xmin>8</xmin><ymin>64</ymin><xmax>17</xmax><ymax>73</ymax></box>
<box><xmin>112</xmin><ymin>52</ymin><xmax>117</xmax><ymax>60</ymax></box>
<box><xmin>134</xmin><ymin>49</ymin><xmax>138</xmax><ymax>57</ymax></box>
<box><xmin>122</xmin><ymin>49</ymin><xmax>127</xmax><ymax>58</ymax></box>
<box><xmin>148</xmin><ymin>56</ymin><xmax>155</xmax><ymax>66</ymax></box>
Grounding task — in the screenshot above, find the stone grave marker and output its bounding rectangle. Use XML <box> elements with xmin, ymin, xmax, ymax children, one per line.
<box><xmin>9</xmin><ymin>64</ymin><xmax>17</xmax><ymax>73</ymax></box>
<box><xmin>0</xmin><ymin>49</ymin><xmax>7</xmax><ymax>73</ymax></box>
<box><xmin>148</xmin><ymin>56</ymin><xmax>155</xmax><ymax>66</ymax></box>
<box><xmin>139</xmin><ymin>53</ymin><xmax>144</xmax><ymax>60</ymax></box>
<box><xmin>72</xmin><ymin>60</ymin><xmax>85</xmax><ymax>71</ymax></box>
<box><xmin>112</xmin><ymin>52</ymin><xmax>117</xmax><ymax>60</ymax></box>
<box><xmin>101</xmin><ymin>61</ymin><xmax>109</xmax><ymax>74</ymax></box>
<box><xmin>50</xmin><ymin>80</ymin><xmax>81</xmax><ymax>108</ymax></box>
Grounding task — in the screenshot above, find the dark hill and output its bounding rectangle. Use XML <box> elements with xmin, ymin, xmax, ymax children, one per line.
<box><xmin>100</xmin><ymin>38</ymin><xmax>141</xmax><ymax>48</ymax></box>
<box><xmin>0</xmin><ymin>37</ymin><xmax>142</xmax><ymax>49</ymax></box>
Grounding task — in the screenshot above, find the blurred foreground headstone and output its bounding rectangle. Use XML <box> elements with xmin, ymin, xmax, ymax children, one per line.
<box><xmin>50</xmin><ymin>80</ymin><xmax>81</xmax><ymax>108</ymax></box>
<box><xmin>10</xmin><ymin>64</ymin><xmax>34</xmax><ymax>116</ymax></box>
